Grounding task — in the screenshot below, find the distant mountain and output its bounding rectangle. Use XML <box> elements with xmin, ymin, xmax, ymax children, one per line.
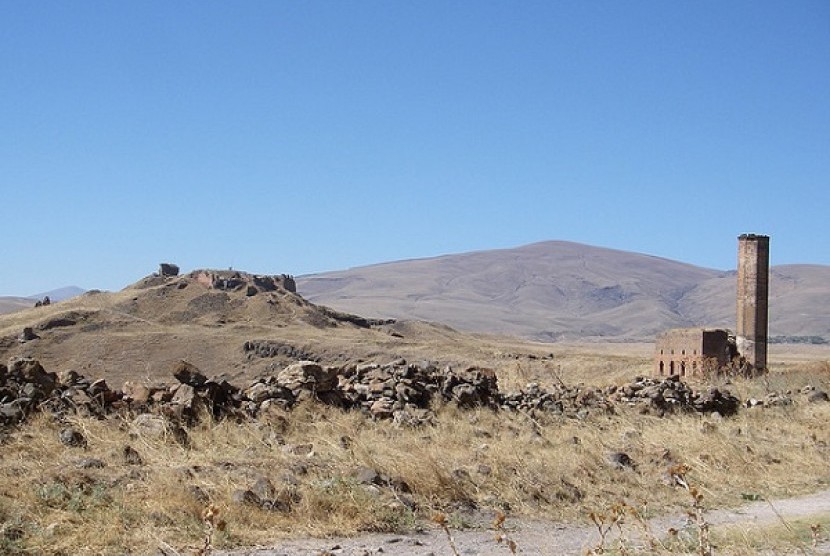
<box><xmin>0</xmin><ymin>286</ymin><xmax>86</xmax><ymax>315</ymax></box>
<box><xmin>29</xmin><ymin>286</ymin><xmax>86</xmax><ymax>302</ymax></box>
<box><xmin>297</xmin><ymin>241</ymin><xmax>830</xmax><ymax>342</ymax></box>
<box><xmin>0</xmin><ymin>297</ymin><xmax>38</xmax><ymax>315</ymax></box>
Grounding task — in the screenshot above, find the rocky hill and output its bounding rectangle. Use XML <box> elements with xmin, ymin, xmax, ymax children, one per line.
<box><xmin>0</xmin><ymin>268</ymin><xmax>538</xmax><ymax>386</ymax></box>
<box><xmin>297</xmin><ymin>241</ymin><xmax>830</xmax><ymax>342</ymax></box>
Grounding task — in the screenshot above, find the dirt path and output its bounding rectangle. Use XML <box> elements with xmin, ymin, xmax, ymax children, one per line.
<box><xmin>218</xmin><ymin>489</ymin><xmax>830</xmax><ymax>555</ymax></box>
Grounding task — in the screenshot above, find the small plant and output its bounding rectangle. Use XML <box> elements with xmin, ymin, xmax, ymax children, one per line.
<box><xmin>492</xmin><ymin>510</ymin><xmax>517</xmax><ymax>554</ymax></box>
<box><xmin>431</xmin><ymin>512</ymin><xmax>461</xmax><ymax>556</ymax></box>
<box><xmin>587</xmin><ymin>503</ymin><xmax>627</xmax><ymax>554</ymax></box>
<box><xmin>670</xmin><ymin>464</ymin><xmax>712</xmax><ymax>556</ymax></box>
<box><xmin>195</xmin><ymin>504</ymin><xmax>226</xmax><ymax>556</ymax></box>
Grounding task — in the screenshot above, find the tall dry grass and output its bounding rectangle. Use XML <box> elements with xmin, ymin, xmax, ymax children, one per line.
<box><xmin>0</xmin><ymin>357</ymin><xmax>828</xmax><ymax>554</ymax></box>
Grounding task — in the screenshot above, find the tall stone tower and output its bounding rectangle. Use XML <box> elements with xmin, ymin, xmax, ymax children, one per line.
<box><xmin>736</xmin><ymin>234</ymin><xmax>770</xmax><ymax>370</ymax></box>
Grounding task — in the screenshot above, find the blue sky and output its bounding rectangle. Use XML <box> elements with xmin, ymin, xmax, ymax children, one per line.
<box><xmin>2</xmin><ymin>1</ymin><xmax>828</xmax><ymax>295</ymax></box>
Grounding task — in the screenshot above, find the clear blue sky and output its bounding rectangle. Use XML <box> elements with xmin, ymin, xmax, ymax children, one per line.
<box><xmin>2</xmin><ymin>1</ymin><xmax>828</xmax><ymax>295</ymax></box>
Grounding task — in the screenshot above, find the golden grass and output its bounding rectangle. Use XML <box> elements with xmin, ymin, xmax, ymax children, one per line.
<box><xmin>0</xmin><ymin>350</ymin><xmax>828</xmax><ymax>554</ymax></box>
<box><xmin>703</xmin><ymin>513</ymin><xmax>830</xmax><ymax>555</ymax></box>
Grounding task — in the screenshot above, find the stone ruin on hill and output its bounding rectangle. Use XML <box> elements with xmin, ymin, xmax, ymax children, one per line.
<box><xmin>137</xmin><ymin>266</ymin><xmax>299</xmax><ymax>297</ymax></box>
<box><xmin>189</xmin><ymin>269</ymin><xmax>297</xmax><ymax>295</ymax></box>
<box><xmin>159</xmin><ymin>263</ymin><xmax>180</xmax><ymax>277</ymax></box>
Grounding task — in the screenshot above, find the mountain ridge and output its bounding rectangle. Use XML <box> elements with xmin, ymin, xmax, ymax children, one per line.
<box><xmin>296</xmin><ymin>241</ymin><xmax>829</xmax><ymax>342</ymax></box>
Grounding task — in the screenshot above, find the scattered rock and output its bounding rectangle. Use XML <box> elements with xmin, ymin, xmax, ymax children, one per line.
<box><xmin>122</xmin><ymin>445</ymin><xmax>143</xmax><ymax>465</ymax></box>
<box><xmin>75</xmin><ymin>458</ymin><xmax>106</xmax><ymax>469</ymax></box>
<box><xmin>353</xmin><ymin>466</ymin><xmax>382</xmax><ymax>485</ymax></box>
<box><xmin>130</xmin><ymin>414</ymin><xmax>168</xmax><ymax>438</ymax></box>
<box><xmin>251</xmin><ymin>477</ymin><xmax>276</xmax><ymax>501</ymax></box>
<box><xmin>807</xmin><ymin>390</ymin><xmax>829</xmax><ymax>403</ymax></box>
<box><xmin>122</xmin><ymin>382</ymin><xmax>151</xmax><ymax>405</ymax></box>
<box><xmin>59</xmin><ymin>428</ymin><xmax>87</xmax><ymax>448</ymax></box>
<box><xmin>19</xmin><ymin>327</ymin><xmax>39</xmax><ymax>342</ymax></box>
<box><xmin>172</xmin><ymin>361</ymin><xmax>207</xmax><ymax>388</ymax></box>
<box><xmin>608</xmin><ymin>451</ymin><xmax>635</xmax><ymax>469</ymax></box>
<box><xmin>231</xmin><ymin>489</ymin><xmax>260</xmax><ymax>506</ymax></box>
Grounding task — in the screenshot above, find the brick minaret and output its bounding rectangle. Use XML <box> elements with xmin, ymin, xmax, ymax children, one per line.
<box><xmin>736</xmin><ymin>234</ymin><xmax>770</xmax><ymax>370</ymax></box>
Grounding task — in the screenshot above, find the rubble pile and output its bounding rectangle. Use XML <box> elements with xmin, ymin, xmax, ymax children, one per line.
<box><xmin>608</xmin><ymin>374</ymin><xmax>741</xmax><ymax>416</ymax></box>
<box><xmin>242</xmin><ymin>340</ymin><xmax>320</xmax><ymax>362</ymax></box>
<box><xmin>500</xmin><ymin>382</ymin><xmax>614</xmax><ymax>418</ymax></box>
<box><xmin>745</xmin><ymin>384</ymin><xmax>829</xmax><ymax>408</ymax></box>
<box><xmin>0</xmin><ymin>359</ymin><xmax>118</xmax><ymax>425</ymax></box>
<box><xmin>242</xmin><ymin>361</ymin><xmax>499</xmax><ymax>424</ymax></box>
<box><xmin>0</xmin><ymin>357</ymin><xmax>789</xmax><ymax>429</ymax></box>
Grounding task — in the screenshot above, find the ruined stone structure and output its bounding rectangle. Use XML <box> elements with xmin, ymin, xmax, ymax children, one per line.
<box><xmin>191</xmin><ymin>270</ymin><xmax>297</xmax><ymax>294</ymax></box>
<box><xmin>159</xmin><ymin>263</ymin><xmax>180</xmax><ymax>277</ymax></box>
<box><xmin>654</xmin><ymin>234</ymin><xmax>770</xmax><ymax>376</ymax></box>
<box><xmin>736</xmin><ymin>234</ymin><xmax>770</xmax><ymax>370</ymax></box>
<box><xmin>654</xmin><ymin>328</ymin><xmax>733</xmax><ymax>377</ymax></box>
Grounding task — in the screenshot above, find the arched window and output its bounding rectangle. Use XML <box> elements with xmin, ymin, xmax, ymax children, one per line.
<box><xmin>681</xmin><ymin>362</ymin><xmax>686</xmax><ymax>376</ymax></box>
<box><xmin>669</xmin><ymin>361</ymin><xmax>675</xmax><ymax>375</ymax></box>
<box><xmin>659</xmin><ymin>361</ymin><xmax>664</xmax><ymax>375</ymax></box>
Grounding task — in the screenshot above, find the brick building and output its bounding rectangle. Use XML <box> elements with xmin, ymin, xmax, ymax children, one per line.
<box><xmin>653</xmin><ymin>234</ymin><xmax>769</xmax><ymax>377</ymax></box>
<box><xmin>654</xmin><ymin>328</ymin><xmax>734</xmax><ymax>377</ymax></box>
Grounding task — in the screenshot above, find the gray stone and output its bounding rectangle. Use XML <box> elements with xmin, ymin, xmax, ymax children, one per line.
<box><xmin>130</xmin><ymin>414</ymin><xmax>168</xmax><ymax>437</ymax></box>
<box><xmin>352</xmin><ymin>466</ymin><xmax>381</xmax><ymax>485</ymax></box>
<box><xmin>172</xmin><ymin>361</ymin><xmax>207</xmax><ymax>387</ymax></box>
<box><xmin>75</xmin><ymin>458</ymin><xmax>106</xmax><ymax>469</ymax></box>
<box><xmin>231</xmin><ymin>489</ymin><xmax>260</xmax><ymax>506</ymax></box>
<box><xmin>608</xmin><ymin>451</ymin><xmax>635</xmax><ymax>469</ymax></box>
<box><xmin>807</xmin><ymin>390</ymin><xmax>829</xmax><ymax>403</ymax></box>
<box><xmin>123</xmin><ymin>445</ymin><xmax>143</xmax><ymax>465</ymax></box>
<box><xmin>251</xmin><ymin>477</ymin><xmax>276</xmax><ymax>500</ymax></box>
<box><xmin>19</xmin><ymin>327</ymin><xmax>39</xmax><ymax>342</ymax></box>
<box><xmin>171</xmin><ymin>384</ymin><xmax>196</xmax><ymax>408</ymax></box>
<box><xmin>59</xmin><ymin>427</ymin><xmax>87</xmax><ymax>448</ymax></box>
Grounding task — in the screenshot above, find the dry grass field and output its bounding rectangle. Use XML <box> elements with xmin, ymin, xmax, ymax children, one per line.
<box><xmin>0</xmin><ymin>270</ymin><xmax>828</xmax><ymax>554</ymax></box>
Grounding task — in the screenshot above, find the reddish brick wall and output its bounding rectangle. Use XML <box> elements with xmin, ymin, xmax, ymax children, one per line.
<box><xmin>654</xmin><ymin>328</ymin><xmax>731</xmax><ymax>377</ymax></box>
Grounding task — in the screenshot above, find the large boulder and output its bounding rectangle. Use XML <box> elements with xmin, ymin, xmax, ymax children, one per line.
<box><xmin>442</xmin><ymin>366</ymin><xmax>499</xmax><ymax>408</ymax></box>
<box><xmin>8</xmin><ymin>358</ymin><xmax>57</xmax><ymax>400</ymax></box>
<box><xmin>172</xmin><ymin>361</ymin><xmax>208</xmax><ymax>387</ymax></box>
<box><xmin>277</xmin><ymin>361</ymin><xmax>339</xmax><ymax>394</ymax></box>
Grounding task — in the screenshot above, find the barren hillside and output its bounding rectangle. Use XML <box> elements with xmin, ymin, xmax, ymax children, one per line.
<box><xmin>298</xmin><ymin>241</ymin><xmax>830</xmax><ymax>342</ymax></box>
<box><xmin>0</xmin><ymin>268</ymin><xmax>594</xmax><ymax>386</ymax></box>
<box><xmin>0</xmin><ymin>296</ymin><xmax>36</xmax><ymax>315</ymax></box>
